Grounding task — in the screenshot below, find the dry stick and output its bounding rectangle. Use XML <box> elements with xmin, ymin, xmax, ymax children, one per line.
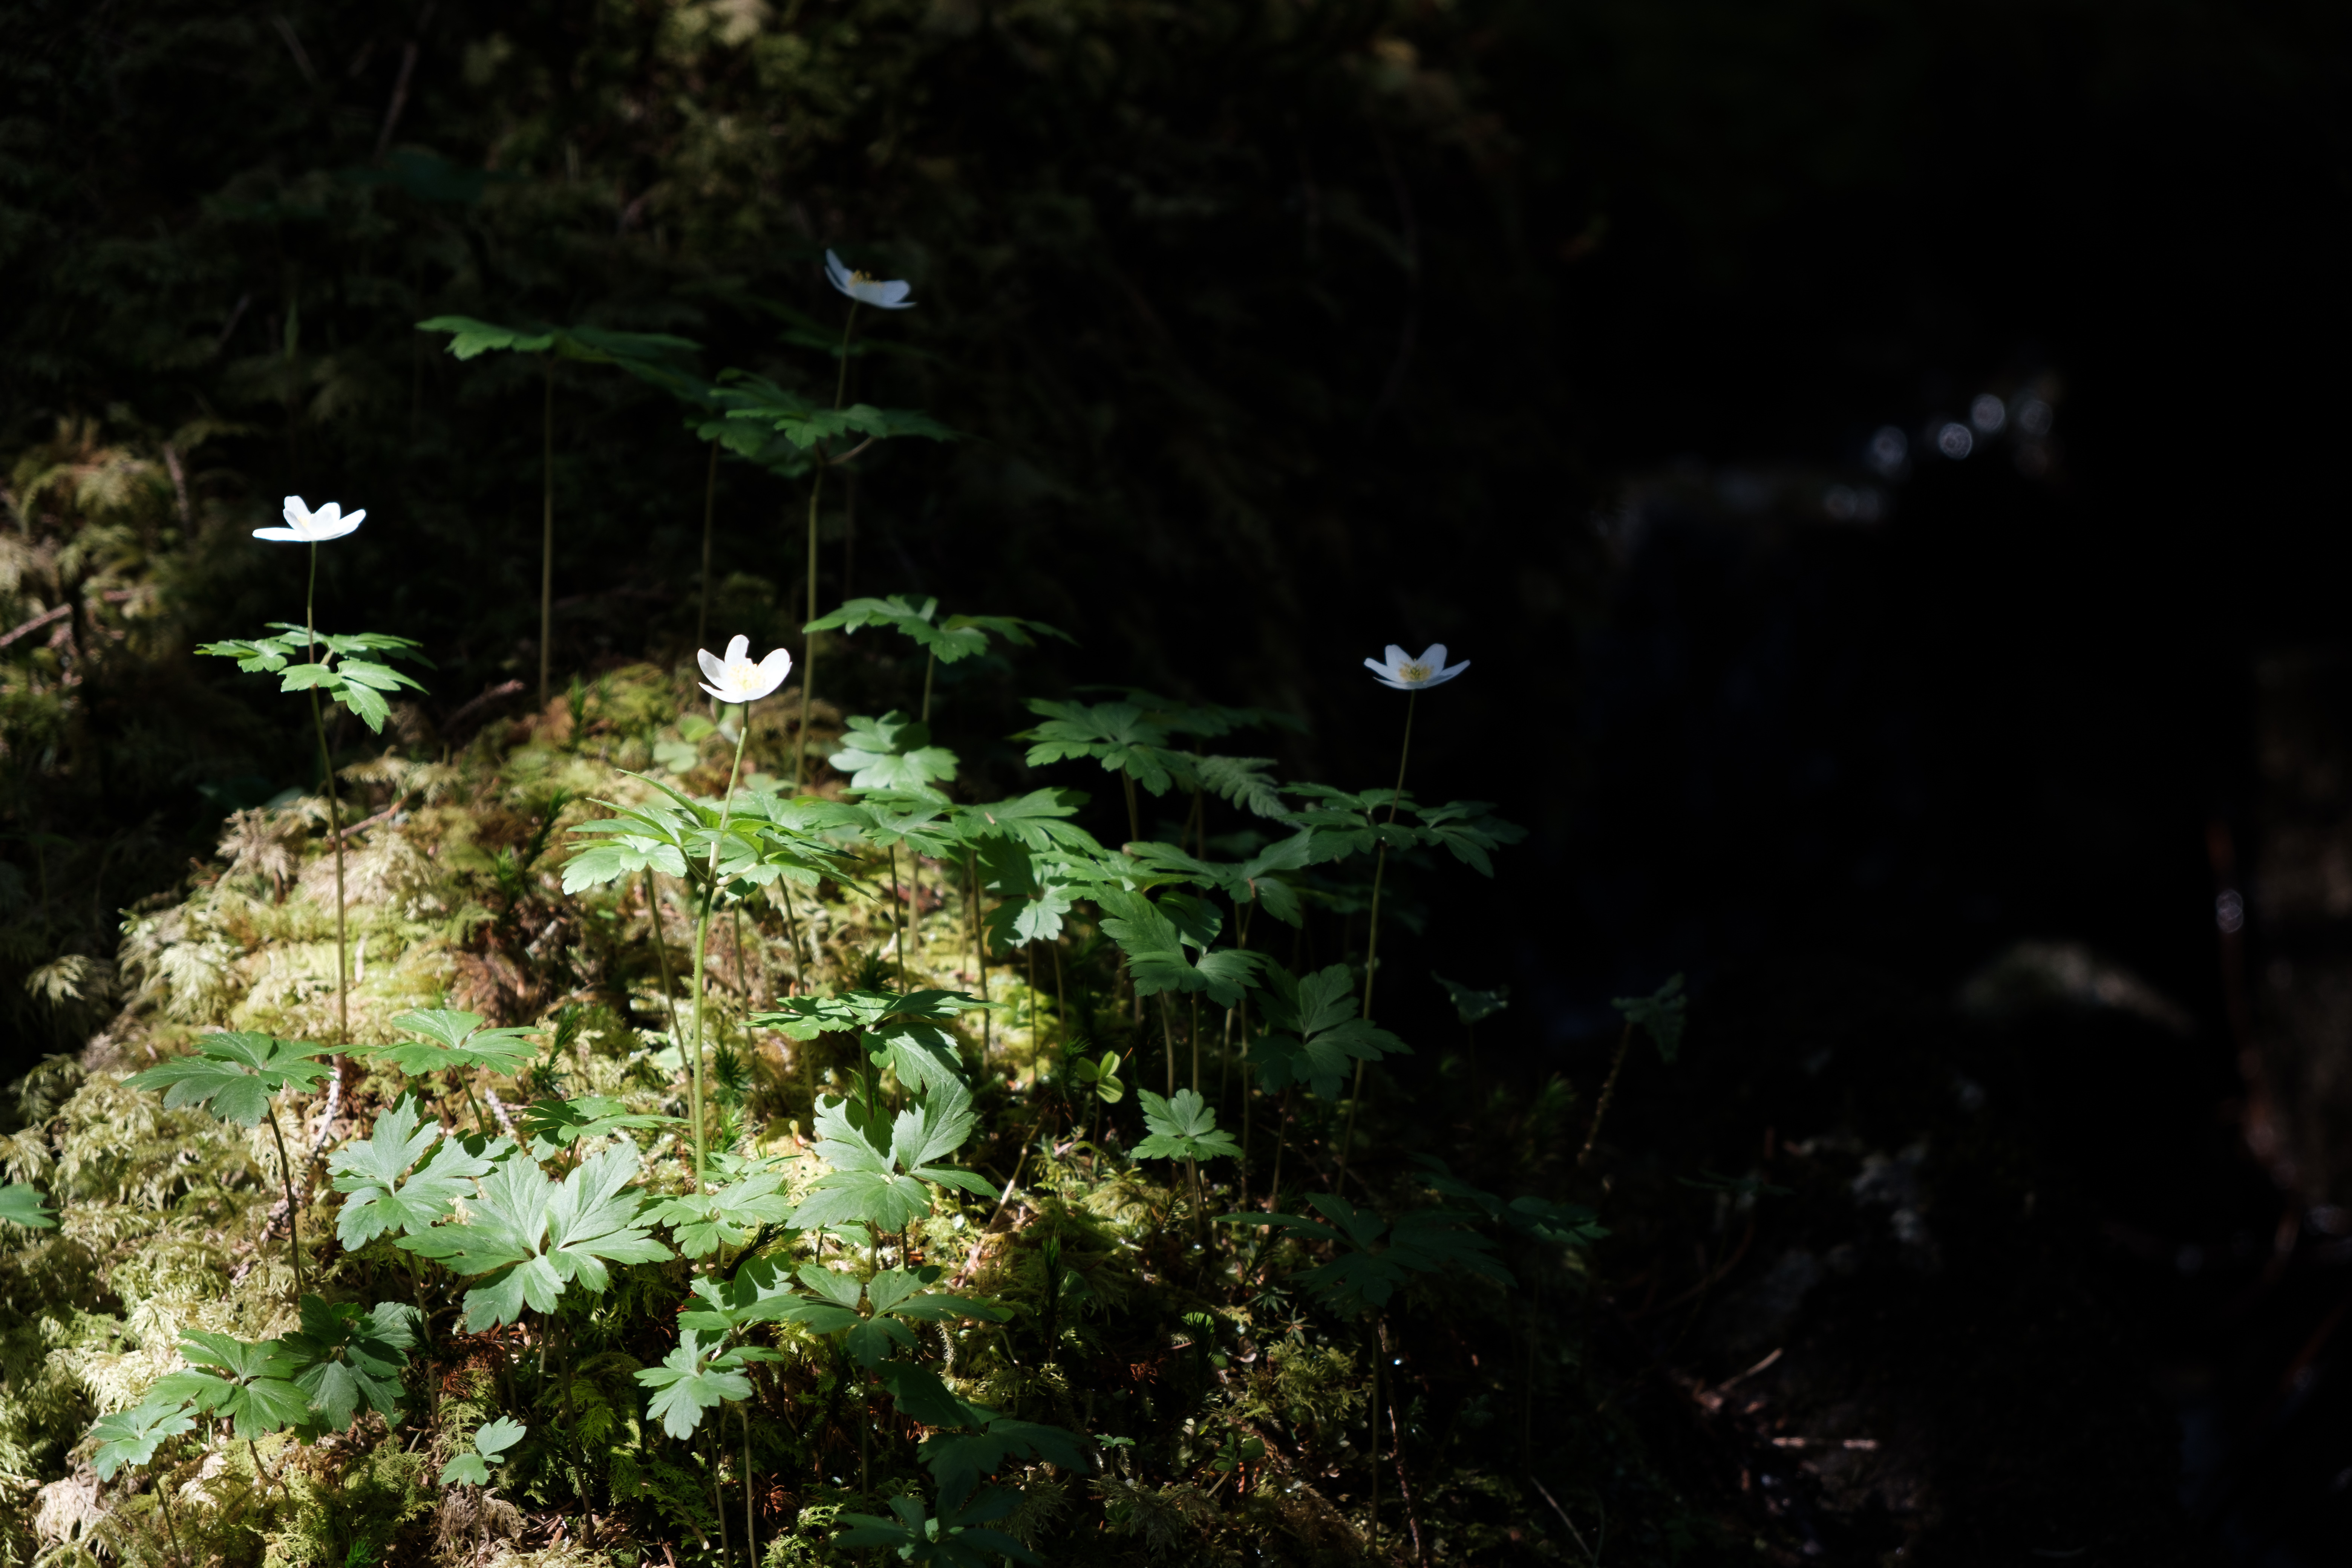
<box><xmin>1337</xmin><ymin>691</ymin><xmax>1417</xmax><ymax>1191</ymax></box>
<box><xmin>1369</xmin><ymin>1334</ymin><xmax>1381</xmax><ymax>1559</ymax></box>
<box><xmin>1578</xmin><ymin>1019</ymin><xmax>1636</xmax><ymax>1167</ymax></box>
<box><xmin>1379</xmin><ymin>1317</ymin><xmax>1428</xmax><ymax>1566</ymax></box>
<box><xmin>539</xmin><ymin>357</ymin><xmax>554</xmax><ymax>709</ymax></box>
<box><xmin>697</xmin><ymin>439</ymin><xmax>720</xmax><ymax>652</ymax></box>
<box><xmin>1527</xmin><ymin>1473</ymin><xmax>1601</xmax><ymax>1565</ymax></box>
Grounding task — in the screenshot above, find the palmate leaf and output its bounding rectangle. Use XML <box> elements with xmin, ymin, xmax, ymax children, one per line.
<box><xmin>518</xmin><ymin>1094</ymin><xmax>680</xmax><ymax>1162</ymax></box>
<box><xmin>837</xmin><ymin>1486</ymin><xmax>1041</xmax><ymax>1568</ymax></box>
<box><xmin>1411</xmin><ymin>1155</ymin><xmax>1608</xmax><ymax>1248</ymax></box>
<box><xmin>1431</xmin><ymin>972</ymin><xmax>1510</xmax><ymax>1026</ymax></box>
<box><xmin>771</xmin><ymin>1265</ymin><xmax>1006</xmax><ymax>1369</ymax></box>
<box><xmin>876</xmin><ymin>1363</ymin><xmax>1087</xmax><ymax>1504</ymax></box>
<box><xmin>328</xmin><ymin>1095</ymin><xmax>498</xmax><ymax>1247</ymax></box>
<box><xmin>788</xmin><ymin>1084</ymin><xmax>990</xmax><ymax>1232</ymax></box>
<box><xmin>1014</xmin><ymin>699</ymin><xmax>1194</xmax><ymax>796</ymax></box>
<box><xmin>1121</xmin><ymin>831</ymin><xmax>1311</xmax><ymax>928</ymax></box>
<box><xmin>634</xmin><ymin>1328</ymin><xmax>782</xmax><ymax>1438</ymax></box>
<box><xmin>357</xmin><ymin>1009</ymin><xmax>539</xmax><ymax>1078</ymax></box>
<box><xmin>198</xmin><ymin>626</ymin><xmax>430</xmax><ymax>734</ymax></box>
<box><xmin>1614</xmin><ymin>972</ymin><xmax>1689</xmax><ymax>1064</ymax></box>
<box><xmin>717</xmin><ymin>373</ymin><xmax>959</xmax><ymax>450</ymax></box>
<box><xmin>1132</xmin><ymin>1089</ymin><xmax>1242</xmax><ymax>1163</ymax></box>
<box><xmin>439</xmin><ymin>1415</ymin><xmax>527</xmax><ymax>1486</ymax></box>
<box><xmin>1221</xmin><ymin>1193</ymin><xmax>1513</xmax><ymax>1315</ymax></box>
<box><xmin>832</xmin><ymin>711</ymin><xmax>960</xmax><ymax>795</ymax></box>
<box><xmin>398</xmin><ymin>1144</ymin><xmax>671</xmax><ymax>1330</ymax></box>
<box><xmin>750</xmin><ymin>987</ymin><xmax>992</xmax><ymax>1040</ymax></box>
<box><xmin>1095</xmin><ymin>888</ymin><xmax>1266</xmax><ymax>1007</ymax></box>
<box><xmin>809</xmin><ymin>594</ymin><xmax>1070</xmax><ymax>665</ymax></box>
<box><xmin>1194</xmin><ymin>754</ymin><xmax>1290</xmax><ymax>818</ymax></box>
<box><xmin>955</xmin><ymin>789</ymin><xmax>1104</xmax><ymax>854</ymax></box>
<box><xmin>973</xmin><ymin>838</ymin><xmax>1084</xmax><ymax>951</ymax></box>
<box><xmin>1251</xmin><ymin>964</ymin><xmax>1409</xmax><ymax>1099</ymax></box>
<box><xmin>0</xmin><ymin>1182</ymin><xmax>57</xmax><ymax>1229</ymax></box>
<box><xmin>645</xmin><ymin>1167</ymin><xmax>795</xmax><ymax>1258</ymax></box>
<box><xmin>277</xmin><ymin>1297</ymin><xmax>417</xmax><ymax>1431</ymax></box>
<box><xmin>88</xmin><ymin>1400</ymin><xmax>197</xmax><ymax>1481</ymax></box>
<box><xmin>150</xmin><ymin>1331</ymin><xmax>311</xmax><ymax>1437</ymax></box>
<box><xmin>125</xmin><ymin>1031</ymin><xmax>335</xmax><ymax>1127</ymax></box>
<box><xmin>1095</xmin><ymin>689</ymin><xmax>1307</xmax><ymax>742</ymax></box>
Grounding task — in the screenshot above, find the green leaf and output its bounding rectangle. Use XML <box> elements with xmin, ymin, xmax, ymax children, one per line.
<box><xmin>151</xmin><ymin>1331</ymin><xmax>311</xmax><ymax>1437</ymax></box>
<box><xmin>1222</xmin><ymin>1193</ymin><xmax>1511</xmax><ymax>1315</ymax></box>
<box><xmin>277</xmin><ymin>1295</ymin><xmax>416</xmax><ymax>1430</ymax></box>
<box><xmin>1014</xmin><ymin>700</ymin><xmax>1192</xmax><ymax>796</ymax></box>
<box><xmin>1613</xmin><ymin>973</ymin><xmax>1688</xmax><ymax>1063</ymax></box>
<box><xmin>646</xmin><ymin>1167</ymin><xmax>794</xmax><ymax>1258</ymax></box>
<box><xmin>518</xmin><ymin>1094</ymin><xmax>680</xmax><ymax>1161</ymax></box>
<box><xmin>416</xmin><ymin>315</ymin><xmax>556</xmax><ymax>358</ymax></box>
<box><xmin>1194</xmin><ymin>755</ymin><xmax>1289</xmax><ymax>818</ymax></box>
<box><xmin>749</xmin><ymin>988</ymin><xmax>992</xmax><ymax>1041</ymax></box>
<box><xmin>1131</xmin><ymin>1089</ymin><xmax>1242</xmax><ymax>1163</ymax></box>
<box><xmin>1431</xmin><ymin>972</ymin><xmax>1510</xmax><ymax>1026</ymax></box>
<box><xmin>832</xmin><ymin>711</ymin><xmax>960</xmax><ymax>795</ymax></box>
<box><xmin>88</xmin><ymin>1400</ymin><xmax>196</xmax><ymax>1481</ymax></box>
<box><xmin>836</xmin><ymin>1487</ymin><xmax>1042</xmax><ymax>1568</ymax></box>
<box><xmin>1096</xmin><ymin>889</ymin><xmax>1265</xmax><ymax>1007</ymax></box>
<box><xmin>398</xmin><ymin>1144</ymin><xmax>671</xmax><ymax>1330</ymax></box>
<box><xmin>0</xmin><ymin>1182</ymin><xmax>57</xmax><ymax>1229</ymax></box>
<box><xmin>438</xmin><ymin>1415</ymin><xmax>527</xmax><ymax>1486</ymax></box>
<box><xmin>357</xmin><ymin>1010</ymin><xmax>540</xmax><ymax>1078</ymax></box>
<box><xmin>125</xmin><ymin>1031</ymin><xmax>335</xmax><ymax>1127</ymax></box>
<box><xmin>787</xmin><ymin>1086</ymin><xmax>979</xmax><ymax>1233</ymax></box>
<box><xmin>635</xmin><ymin>1329</ymin><xmax>756</xmax><ymax>1438</ymax></box>
<box><xmin>328</xmin><ymin>1095</ymin><xmax>497</xmax><ymax>1247</ymax></box>
<box><xmin>1251</xmin><ymin>965</ymin><xmax>1410</xmax><ymax>1099</ymax></box>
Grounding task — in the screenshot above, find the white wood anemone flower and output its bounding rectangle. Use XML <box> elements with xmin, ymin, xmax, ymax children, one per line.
<box><xmin>1364</xmin><ymin>643</ymin><xmax>1469</xmax><ymax>691</ymax></box>
<box><xmin>254</xmin><ymin>496</ymin><xmax>366</xmax><ymax>544</ymax></box>
<box><xmin>824</xmin><ymin>249</ymin><xmax>915</xmax><ymax>310</ymax></box>
<box><xmin>697</xmin><ymin>635</ymin><xmax>793</xmax><ymax>704</ymax></box>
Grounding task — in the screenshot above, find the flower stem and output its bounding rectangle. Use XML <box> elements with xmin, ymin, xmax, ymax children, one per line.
<box><xmin>1578</xmin><ymin>1018</ymin><xmax>1636</xmax><ymax>1168</ymax></box>
<box><xmin>1336</xmin><ymin>691</ymin><xmax>1415</xmax><ymax>1190</ymax></box>
<box><xmin>793</xmin><ymin>466</ymin><xmax>824</xmax><ymax>792</ymax></box>
<box><xmin>697</xmin><ymin>440</ymin><xmax>720</xmax><ymax>652</ymax></box>
<box><xmin>691</xmin><ymin>716</ymin><xmax>755</xmax><ymax>1196</ymax></box>
<box><xmin>539</xmin><ymin>356</ymin><xmax>555</xmax><ymax>709</ymax></box>
<box><xmin>920</xmin><ymin>649</ymin><xmax>937</xmax><ymax>725</ymax></box>
<box><xmin>303</xmin><ymin>544</ymin><xmax>349</xmax><ymax>1048</ymax></box>
<box><xmin>265</xmin><ymin>1102</ymin><xmax>305</xmax><ymax>1298</ymax></box>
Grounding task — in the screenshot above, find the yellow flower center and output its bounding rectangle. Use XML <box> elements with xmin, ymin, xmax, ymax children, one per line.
<box><xmin>726</xmin><ymin>660</ymin><xmax>758</xmax><ymax>686</ymax></box>
<box><xmin>1398</xmin><ymin>662</ymin><xmax>1431</xmax><ymax>683</ymax></box>
<box><xmin>851</xmin><ymin>270</ymin><xmax>879</xmax><ymax>284</ymax></box>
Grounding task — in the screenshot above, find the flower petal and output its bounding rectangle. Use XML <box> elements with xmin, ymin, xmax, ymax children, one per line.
<box><xmin>1362</xmin><ymin>658</ymin><xmax>1392</xmax><ymax>678</ymax></box>
<box><xmin>873</xmin><ymin>280</ymin><xmax>914</xmax><ymax>309</ymax></box>
<box><xmin>697</xmin><ymin>681</ymin><xmax>733</xmax><ymax>703</ymax></box>
<box><xmin>313</xmin><ymin>502</ymin><xmax>343</xmax><ymax>528</ymax></box>
<box><xmin>698</xmin><ymin>648</ymin><xmax>729</xmax><ymax>685</ymax></box>
<box><xmin>1372</xmin><ymin>674</ymin><xmax>1414</xmax><ymax>691</ymax></box>
<box><xmin>724</xmin><ymin>634</ymin><xmax>750</xmax><ymax>664</ymax></box>
<box><xmin>282</xmin><ymin>496</ymin><xmax>311</xmax><ymax>528</ymax></box>
<box><xmin>1436</xmin><ymin>657</ymin><xmax>1470</xmax><ymax>681</ymax></box>
<box><xmin>1416</xmin><ymin>644</ymin><xmax>1448</xmax><ymax>671</ymax></box>
<box><xmin>251</xmin><ymin>527</ymin><xmax>305</xmax><ymax>542</ymax></box>
<box><xmin>825</xmin><ymin>250</ymin><xmax>851</xmax><ymax>287</ymax></box>
<box><xmin>750</xmin><ymin>648</ymin><xmax>793</xmax><ymax>698</ymax></box>
<box><xmin>1382</xmin><ymin>644</ymin><xmax>1410</xmax><ymax>670</ymax></box>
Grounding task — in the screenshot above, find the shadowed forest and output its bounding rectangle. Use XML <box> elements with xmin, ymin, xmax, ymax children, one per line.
<box><xmin>3</xmin><ymin>2</ymin><xmax>2349</xmax><ymax>1565</ymax></box>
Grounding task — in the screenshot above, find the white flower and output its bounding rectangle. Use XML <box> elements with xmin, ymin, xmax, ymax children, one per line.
<box><xmin>1363</xmin><ymin>643</ymin><xmax>1468</xmax><ymax>691</ymax></box>
<box><xmin>824</xmin><ymin>249</ymin><xmax>915</xmax><ymax>310</ymax></box>
<box><xmin>253</xmin><ymin>496</ymin><xmax>366</xmax><ymax>544</ymax></box>
<box><xmin>697</xmin><ymin>635</ymin><xmax>793</xmax><ymax>704</ymax></box>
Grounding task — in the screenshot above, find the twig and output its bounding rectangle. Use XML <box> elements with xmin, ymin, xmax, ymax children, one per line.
<box><xmin>1577</xmin><ymin>1020</ymin><xmax>1635</xmax><ymax>1167</ymax></box>
<box><xmin>0</xmin><ymin>604</ymin><xmax>70</xmax><ymax>650</ymax></box>
<box><xmin>1528</xmin><ymin>1474</ymin><xmax>1600</xmax><ymax>1565</ymax></box>
<box><xmin>373</xmin><ymin>7</ymin><xmax>436</xmax><ymax>161</ymax></box>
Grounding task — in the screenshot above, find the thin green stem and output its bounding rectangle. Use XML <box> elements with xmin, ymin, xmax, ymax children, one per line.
<box><xmin>303</xmin><ymin>544</ymin><xmax>348</xmax><ymax>1047</ymax></box>
<box><xmin>265</xmin><ymin>1104</ymin><xmax>305</xmax><ymax>1298</ymax></box>
<box><xmin>1578</xmin><ymin>1020</ymin><xmax>1636</xmax><ymax>1168</ymax></box>
<box><xmin>697</xmin><ymin>439</ymin><xmax>720</xmax><ymax>652</ymax></box>
<box><xmin>1337</xmin><ymin>692</ymin><xmax>1415</xmax><ymax>1190</ymax></box>
<box><xmin>889</xmin><ymin>843</ymin><xmax>908</xmax><ymax>995</ymax></box>
<box><xmin>920</xmin><ymin>649</ymin><xmax>936</xmax><ymax>725</ymax></box>
<box><xmin>743</xmin><ymin>1401</ymin><xmax>757</xmax><ymax>1565</ymax></box>
<box><xmin>539</xmin><ymin>357</ymin><xmax>555</xmax><ymax>709</ymax></box>
<box><xmin>691</xmin><ymin>716</ymin><xmax>756</xmax><ymax>1195</ymax></box>
<box><xmin>646</xmin><ymin>870</ymin><xmax>681</xmax><ymax>1046</ymax></box>
<box><xmin>794</xmin><ymin>466</ymin><xmax>824</xmax><ymax>791</ymax></box>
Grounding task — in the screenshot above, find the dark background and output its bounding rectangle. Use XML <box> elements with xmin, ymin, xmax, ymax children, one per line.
<box><xmin>4</xmin><ymin>0</ymin><xmax>2348</xmax><ymax>1559</ymax></box>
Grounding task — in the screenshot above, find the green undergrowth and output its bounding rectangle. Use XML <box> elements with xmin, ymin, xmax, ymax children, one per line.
<box><xmin>0</xmin><ymin>661</ymin><xmax>1709</xmax><ymax>1566</ymax></box>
